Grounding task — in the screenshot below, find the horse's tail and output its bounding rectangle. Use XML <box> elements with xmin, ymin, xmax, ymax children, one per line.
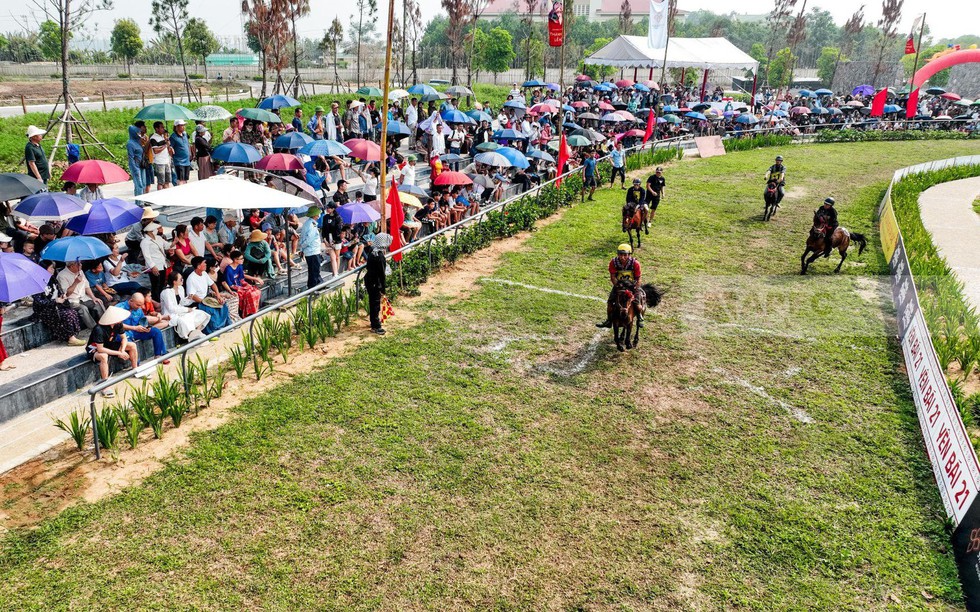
<box><xmin>850</xmin><ymin>232</ymin><xmax>867</xmax><ymax>256</ymax></box>
<box><xmin>642</xmin><ymin>284</ymin><xmax>664</xmax><ymax>308</ymax></box>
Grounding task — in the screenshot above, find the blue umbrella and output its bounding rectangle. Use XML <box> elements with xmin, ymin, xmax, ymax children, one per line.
<box><xmin>386</xmin><ymin>121</ymin><xmax>412</xmax><ymax>136</ymax></box>
<box><xmin>503</xmin><ymin>100</ymin><xmax>526</xmax><ymax>110</ymax></box>
<box><xmin>545</xmin><ymin>82</ymin><xmax>560</xmax><ymax>91</ymax></box>
<box><xmin>563</xmin><ymin>121</ymin><xmax>582</xmax><ymax>130</ymax></box>
<box><xmin>13</xmin><ymin>192</ymin><xmax>88</xmax><ymax>221</ymax></box>
<box><xmin>495</xmin><ymin>146</ymin><xmax>529</xmax><ymax>169</ymax></box>
<box><xmin>633</xmin><ymin>83</ymin><xmax>650</xmax><ymax>92</ymax></box>
<box><xmin>273</xmin><ymin>132</ymin><xmax>314</xmax><ymax>150</ymax></box>
<box><xmin>440</xmin><ymin>153</ymin><xmax>463</xmax><ymax>163</ymax></box>
<box><xmin>815</xmin><ymin>88</ymin><xmax>833</xmax><ymax>96</ymax></box>
<box><xmin>883</xmin><ymin>104</ymin><xmax>902</xmax><ymax>114</ymax></box>
<box><xmin>828</xmin><ymin>107</ymin><xmax>844</xmax><ymax>115</ymax></box>
<box><xmin>493</xmin><ymin>129</ymin><xmax>527</xmax><ymax>141</ymax></box>
<box><xmin>735</xmin><ymin>114</ymin><xmax>759</xmax><ymax>124</ymax></box>
<box><xmin>212</xmin><ymin>142</ymin><xmax>263</xmax><ymax>164</ymax></box>
<box><xmin>798</xmin><ymin>89</ymin><xmax>812</xmax><ymax>97</ymax></box>
<box><xmin>813</xmin><ymin>107</ymin><xmax>829</xmax><ymax>115</ymax></box>
<box><xmin>662</xmin><ymin>104</ymin><xmax>679</xmax><ymax>113</ymax></box>
<box><xmin>0</xmin><ymin>252</ymin><xmax>51</xmax><ymax>303</ymax></box>
<box><xmin>64</xmin><ymin>198</ymin><xmax>143</xmax><ymax>235</ymax></box>
<box><xmin>337</xmin><ymin>202</ymin><xmax>380</xmax><ymax>224</ymax></box>
<box><xmin>257</xmin><ymin>94</ymin><xmax>301</xmax><ymax>109</ymax></box>
<box><xmin>526</xmin><ymin>149</ymin><xmax>555</xmax><ymax>162</ymax></box>
<box><xmin>522</xmin><ymin>79</ymin><xmax>546</xmax><ymax>87</ymax></box>
<box><xmin>441</xmin><ymin>108</ymin><xmax>471</xmax><ymax>124</ymax></box>
<box><xmin>40</xmin><ymin>236</ymin><xmax>111</xmax><ymax>262</ymax></box>
<box><xmin>299</xmin><ymin>139</ymin><xmax>352</xmax><ymax>157</ymax></box>
<box><xmin>684</xmin><ymin>111</ymin><xmax>707</xmax><ymax>121</ymax></box>
<box><xmin>398</xmin><ymin>184</ymin><xmax>428</xmax><ymax>198</ymax></box>
<box><xmin>852</xmin><ymin>85</ymin><xmax>874</xmax><ymax>96</ymax></box>
<box><xmin>771</xmin><ymin>109</ymin><xmax>788</xmax><ymax>117</ymax></box>
<box><xmin>562</xmin><ymin>104</ymin><xmax>575</xmax><ymax>112</ymax></box>
<box><xmin>474</xmin><ymin>151</ymin><xmax>511</xmax><ymax>167</ymax></box>
<box><xmin>408</xmin><ymin>84</ymin><xmax>437</xmax><ymax>96</ymax></box>
<box><xmin>467</xmin><ymin>110</ymin><xmax>493</xmax><ymax>123</ymax></box>
<box><xmin>594</xmin><ymin>83</ymin><xmax>614</xmax><ymax>92</ymax></box>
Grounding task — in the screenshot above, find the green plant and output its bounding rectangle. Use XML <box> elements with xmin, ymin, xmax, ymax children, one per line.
<box><xmin>254</xmin><ymin>321</ymin><xmax>275</xmax><ymax>366</ymax></box>
<box><xmin>116</xmin><ymin>73</ymin><xmax>131</xmax><ymax>79</ymax></box>
<box><xmin>128</xmin><ymin>381</ymin><xmax>164</xmax><ymax>439</ymax></box>
<box><xmin>252</xmin><ymin>356</ymin><xmax>272</xmax><ymax>381</ymax></box>
<box><xmin>117</xmin><ymin>407</ymin><xmax>143</xmax><ymax>450</ymax></box>
<box><xmin>151</xmin><ymin>368</ymin><xmax>186</xmax><ymax>428</ymax></box>
<box><xmin>209</xmin><ymin>362</ymin><xmax>228</xmax><ymax>400</ymax></box>
<box><xmin>53</xmin><ymin>409</ymin><xmax>91</xmax><ymax>451</ymax></box>
<box><xmin>229</xmin><ymin>344</ymin><xmax>249</xmax><ymax>379</ymax></box>
<box><xmin>94</xmin><ymin>405</ymin><xmax>120</xmax><ymax>453</ymax></box>
<box><xmin>272</xmin><ymin>319</ymin><xmax>292</xmax><ymax>364</ymax></box>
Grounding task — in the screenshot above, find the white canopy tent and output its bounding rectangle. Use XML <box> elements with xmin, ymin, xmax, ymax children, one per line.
<box><xmin>135</xmin><ymin>174</ymin><xmax>311</xmax><ymax>210</ymax></box>
<box><xmin>583</xmin><ymin>36</ymin><xmax>759</xmax><ymax>71</ymax></box>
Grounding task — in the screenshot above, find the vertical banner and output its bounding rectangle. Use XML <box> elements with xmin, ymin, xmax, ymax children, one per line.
<box><xmin>548</xmin><ymin>0</ymin><xmax>564</xmax><ymax>47</ymax></box>
<box><xmin>648</xmin><ymin>0</ymin><xmax>668</xmax><ymax>49</ymax></box>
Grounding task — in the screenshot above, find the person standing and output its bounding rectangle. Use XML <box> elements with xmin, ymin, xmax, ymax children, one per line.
<box><xmin>645</xmin><ymin>166</ymin><xmax>666</xmax><ymax>221</ymax></box>
<box><xmin>299</xmin><ymin>206</ymin><xmax>323</xmax><ymax>289</ymax></box>
<box><xmin>321</xmin><ymin>200</ymin><xmax>344</xmax><ymax>277</ymax></box>
<box><xmin>170</xmin><ymin>120</ymin><xmax>192</xmax><ymax>185</ymax></box>
<box><xmin>292</xmin><ymin>107</ymin><xmax>304</xmax><ymax>134</ymax></box>
<box><xmin>582</xmin><ymin>152</ymin><xmax>597</xmax><ymax>201</ymax></box>
<box><xmin>327</xmin><ymin>102</ymin><xmax>343</xmax><ymax>141</ymax></box>
<box><xmin>149</xmin><ymin>121</ymin><xmax>173</xmax><ymax>190</ymax></box>
<box><xmin>406</xmin><ymin>97</ymin><xmax>419</xmax><ymax>147</ymax></box>
<box><xmin>308</xmin><ymin>106</ymin><xmax>326</xmax><ymax>140</ymax></box>
<box><xmin>364</xmin><ymin>233</ymin><xmax>390</xmax><ymax>335</ymax></box>
<box><xmin>126</xmin><ymin>125</ymin><xmax>146</xmax><ymax>196</ymax></box>
<box><xmin>222</xmin><ymin>117</ymin><xmax>240</xmax><ymax>143</ymax></box>
<box><xmin>24</xmin><ymin>125</ymin><xmax>49</xmax><ymax>185</ymax></box>
<box><xmin>609</xmin><ymin>141</ymin><xmax>626</xmax><ymax>188</ymax></box>
<box><xmin>194</xmin><ymin>124</ymin><xmax>214</xmax><ymax>180</ymax></box>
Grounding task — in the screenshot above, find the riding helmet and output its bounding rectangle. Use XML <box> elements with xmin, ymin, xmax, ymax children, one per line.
<box><xmin>824</xmin><ymin>197</ymin><xmax>835</xmax><ymax>205</ymax></box>
<box><xmin>775</xmin><ymin>155</ymin><xmax>783</xmax><ymax>161</ymax></box>
<box><xmin>617</xmin><ymin>244</ymin><xmax>633</xmax><ymax>254</ymax></box>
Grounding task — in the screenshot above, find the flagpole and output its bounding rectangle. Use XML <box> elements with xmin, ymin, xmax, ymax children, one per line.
<box><xmin>908</xmin><ymin>13</ymin><xmax>926</xmax><ymax>92</ymax></box>
<box><xmin>378</xmin><ymin>0</ymin><xmax>396</xmax><ymax>231</ymax></box>
<box><xmin>656</xmin><ymin>0</ymin><xmax>673</xmax><ymax>142</ymax></box>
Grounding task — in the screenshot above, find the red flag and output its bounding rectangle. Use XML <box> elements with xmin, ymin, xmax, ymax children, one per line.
<box><xmin>642</xmin><ymin>107</ymin><xmax>655</xmax><ymax>146</ymax></box>
<box><xmin>386</xmin><ymin>183</ymin><xmax>405</xmax><ymax>262</ymax></box>
<box><xmin>556</xmin><ymin>132</ymin><xmax>570</xmax><ymax>188</ymax></box>
<box><xmin>906</xmin><ymin>88</ymin><xmax>919</xmax><ymax>119</ymax></box>
<box><xmin>904</xmin><ymin>36</ymin><xmax>916</xmax><ymax>55</ymax></box>
<box><xmin>870</xmin><ymin>88</ymin><xmax>888</xmax><ymax>117</ymax></box>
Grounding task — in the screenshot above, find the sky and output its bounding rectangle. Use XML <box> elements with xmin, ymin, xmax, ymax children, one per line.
<box><xmin>0</xmin><ymin>0</ymin><xmax>975</xmax><ymax>47</ymax></box>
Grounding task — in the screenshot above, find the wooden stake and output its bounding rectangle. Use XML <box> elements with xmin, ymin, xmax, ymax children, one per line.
<box><xmin>170</xmin><ymin>89</ymin><xmax>175</xmax><ymax>104</ymax></box>
<box><xmin>101</xmin><ymin>91</ymin><xmax>107</xmax><ymax>111</ymax></box>
<box><xmin>20</xmin><ymin>95</ymin><xmax>27</xmax><ymax>115</ymax></box>
<box><xmin>225</xmin><ymin>86</ymin><xmax>229</xmax><ymax>101</ymax></box>
<box><xmin>378</xmin><ymin>0</ymin><xmax>397</xmax><ymax>231</ymax></box>
<box><xmin>141</xmin><ymin>91</ymin><xmax>146</xmax><ymax>107</ymax></box>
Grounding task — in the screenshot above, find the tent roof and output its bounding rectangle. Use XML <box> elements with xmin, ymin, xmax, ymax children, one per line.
<box><xmin>584</xmin><ymin>36</ymin><xmax>758</xmax><ymax>71</ymax></box>
<box><xmin>135</xmin><ymin>174</ymin><xmax>310</xmax><ymax>210</ymax></box>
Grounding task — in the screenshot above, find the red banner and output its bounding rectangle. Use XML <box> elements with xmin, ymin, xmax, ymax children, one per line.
<box><xmin>642</xmin><ymin>108</ymin><xmax>655</xmax><ymax>145</ymax></box>
<box><xmin>870</xmin><ymin>88</ymin><xmax>888</xmax><ymax>117</ymax></box>
<box><xmin>547</xmin><ymin>0</ymin><xmax>563</xmax><ymax>47</ymax></box>
<box><xmin>905</xmin><ymin>36</ymin><xmax>916</xmax><ymax>55</ymax></box>
<box><xmin>906</xmin><ymin>88</ymin><xmax>920</xmax><ymax>119</ymax></box>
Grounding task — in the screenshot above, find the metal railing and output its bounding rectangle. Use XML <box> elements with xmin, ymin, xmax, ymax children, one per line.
<box><xmin>83</xmin><ymin>135</ymin><xmax>688</xmax><ymax>457</ymax></box>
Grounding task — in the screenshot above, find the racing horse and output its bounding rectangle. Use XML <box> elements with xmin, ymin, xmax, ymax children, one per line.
<box><xmin>763</xmin><ymin>179</ymin><xmax>780</xmax><ymax>221</ymax></box>
<box><xmin>608</xmin><ymin>282</ymin><xmax>663</xmax><ymax>351</ymax></box>
<box><xmin>801</xmin><ymin>224</ymin><xmax>867</xmax><ymax>274</ymax></box>
<box><xmin>622</xmin><ymin>204</ymin><xmax>648</xmax><ymax>250</ymax></box>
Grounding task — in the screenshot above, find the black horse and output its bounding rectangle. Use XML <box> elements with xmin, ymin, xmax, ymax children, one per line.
<box><xmin>763</xmin><ymin>179</ymin><xmax>780</xmax><ymax>221</ymax></box>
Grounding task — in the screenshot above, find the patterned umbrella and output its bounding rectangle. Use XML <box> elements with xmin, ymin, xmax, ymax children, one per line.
<box><xmin>194</xmin><ymin>105</ymin><xmax>233</xmax><ymax>121</ymax></box>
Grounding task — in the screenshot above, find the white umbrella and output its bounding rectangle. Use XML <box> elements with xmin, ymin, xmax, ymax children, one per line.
<box><xmin>194</xmin><ymin>105</ymin><xmax>234</xmax><ymax>121</ymax></box>
<box><xmin>135</xmin><ymin>174</ymin><xmax>310</xmax><ymax>211</ymax></box>
<box><xmin>388</xmin><ymin>89</ymin><xmax>410</xmax><ymax>101</ymax></box>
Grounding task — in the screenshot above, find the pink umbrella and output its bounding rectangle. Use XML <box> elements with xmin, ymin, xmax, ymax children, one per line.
<box><xmin>790</xmin><ymin>106</ymin><xmax>811</xmax><ymax>115</ymax></box>
<box><xmin>614</xmin><ymin>110</ymin><xmax>637</xmax><ymax>121</ymax></box>
<box><xmin>623</xmin><ymin>129</ymin><xmax>646</xmax><ymax>137</ymax></box>
<box><xmin>256</xmin><ymin>153</ymin><xmax>304</xmax><ymax>171</ymax></box>
<box><xmin>571</xmin><ymin>101</ymin><xmax>590</xmax><ymax>109</ymax></box>
<box><xmin>529</xmin><ymin>103</ymin><xmax>558</xmax><ymax>115</ymax></box>
<box><xmin>941</xmin><ymin>92</ymin><xmax>961</xmax><ymax>101</ymax></box>
<box><xmin>641</xmin><ymin>80</ymin><xmax>660</xmax><ymax>90</ymax></box>
<box><xmin>615</xmin><ymin>79</ymin><xmax>634</xmax><ymax>88</ymax></box>
<box><xmin>597</xmin><ymin>101</ymin><xmax>615</xmax><ymax>111</ymax></box>
<box><xmin>60</xmin><ymin>160</ymin><xmax>130</xmax><ymax>184</ymax></box>
<box><xmin>575</xmin><ymin>74</ymin><xmax>592</xmax><ymax>82</ymax></box>
<box><xmin>342</xmin><ymin>138</ymin><xmax>382</xmax><ymax>161</ymax></box>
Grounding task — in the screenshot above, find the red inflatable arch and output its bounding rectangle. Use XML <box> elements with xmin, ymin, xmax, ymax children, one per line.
<box><xmin>912</xmin><ymin>48</ymin><xmax>980</xmax><ymax>90</ymax></box>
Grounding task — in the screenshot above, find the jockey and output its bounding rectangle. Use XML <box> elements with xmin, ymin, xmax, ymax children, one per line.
<box><xmin>766</xmin><ymin>155</ymin><xmax>786</xmax><ymax>204</ymax></box>
<box><xmin>623</xmin><ymin>178</ymin><xmax>645</xmax><ymax>229</ymax></box>
<box><xmin>813</xmin><ymin>197</ymin><xmax>838</xmax><ymax>257</ymax></box>
<box><xmin>597</xmin><ymin>243</ymin><xmax>644</xmax><ymax>329</ymax></box>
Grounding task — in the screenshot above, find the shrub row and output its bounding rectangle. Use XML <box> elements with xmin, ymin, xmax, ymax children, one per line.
<box><xmin>890</xmin><ymin>165</ymin><xmax>980</xmax><ymax>430</ymax></box>
<box><xmin>723</xmin><ymin>133</ymin><xmax>794</xmax><ymax>152</ymax></box>
<box><xmin>816</xmin><ymin>129</ymin><xmax>977</xmax><ymax>144</ymax></box>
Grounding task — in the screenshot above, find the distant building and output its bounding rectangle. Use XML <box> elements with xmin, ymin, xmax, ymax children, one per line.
<box><xmin>205</xmin><ymin>54</ymin><xmax>259</xmax><ymax>67</ymax></box>
<box><xmin>481</xmin><ymin>0</ymin><xmax>687</xmax><ymax>22</ymax></box>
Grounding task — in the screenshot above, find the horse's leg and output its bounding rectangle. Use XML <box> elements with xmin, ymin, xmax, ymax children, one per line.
<box><xmin>624</xmin><ymin>318</ymin><xmax>633</xmax><ymax>349</ymax></box>
<box><xmin>643</xmin><ymin>211</ymin><xmax>649</xmax><ymax>235</ymax></box>
<box><xmin>636</xmin><ymin>226</ymin><xmax>641</xmax><ymax>249</ymax></box>
<box><xmin>835</xmin><ymin>248</ymin><xmax>847</xmax><ymax>273</ymax></box>
<box><xmin>801</xmin><ymin>248</ymin><xmax>810</xmax><ymax>275</ymax></box>
<box><xmin>632</xmin><ymin>310</ymin><xmax>640</xmax><ymax>347</ymax></box>
<box><xmin>614</xmin><ymin>322</ymin><xmax>625</xmax><ymax>352</ymax></box>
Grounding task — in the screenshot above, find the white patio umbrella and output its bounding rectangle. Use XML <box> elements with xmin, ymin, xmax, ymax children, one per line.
<box><xmin>135</xmin><ymin>174</ymin><xmax>310</xmax><ymax>211</ymax></box>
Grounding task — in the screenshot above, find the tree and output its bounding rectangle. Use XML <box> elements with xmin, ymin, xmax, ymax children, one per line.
<box><xmin>183</xmin><ymin>17</ymin><xmax>217</xmax><ymax>78</ymax></box>
<box><xmin>37</xmin><ymin>20</ymin><xmax>64</xmax><ymax>60</ymax></box>
<box><xmin>478</xmin><ymin>26</ymin><xmax>516</xmax><ymax>83</ymax></box>
<box><xmin>871</xmin><ymin>0</ymin><xmax>903</xmax><ymax>87</ymax></box>
<box><xmin>784</xmin><ymin>0</ymin><xmax>808</xmax><ymax>89</ymax></box>
<box><xmin>110</xmin><ymin>18</ymin><xmax>142</xmax><ymax>73</ymax></box>
<box><xmin>748</xmin><ymin>42</ymin><xmax>769</xmax><ymax>76</ymax></box>
<box><xmin>349</xmin><ymin>0</ymin><xmax>378</xmax><ymax>85</ymax></box>
<box><xmin>579</xmin><ymin>37</ymin><xmax>615</xmax><ymax>80</ymax></box>
<box><xmin>519</xmin><ymin>0</ymin><xmax>541</xmax><ymax>81</ymax></box>
<box><xmin>763</xmin><ymin>0</ymin><xmax>797</xmax><ymax>85</ymax></box>
<box><xmin>243</xmin><ymin>0</ymin><xmax>289</xmax><ymax>97</ymax></box>
<box><xmin>151</xmin><ymin>0</ymin><xmax>196</xmax><ymax>101</ymax></box>
<box><xmin>832</xmin><ymin>5</ymin><xmax>864</xmax><ymax>89</ymax></box>
<box><xmin>522</xmin><ymin>36</ymin><xmax>544</xmax><ymax>80</ymax></box>
<box><xmin>322</xmin><ymin>17</ymin><xmax>343</xmax><ymax>89</ymax></box>
<box><xmin>442</xmin><ymin>0</ymin><xmax>468</xmax><ymax>85</ymax></box>
<box><xmin>618</xmin><ymin>0</ymin><xmax>632</xmax><ymax>35</ymax></box>
<box><xmin>281</xmin><ymin>0</ymin><xmax>310</xmax><ymax>96</ymax></box>
<box><xmin>465</xmin><ymin>0</ymin><xmax>490</xmax><ymax>87</ymax></box>
<box><xmin>768</xmin><ymin>47</ymin><xmax>796</xmax><ymax>88</ymax></box>
<box><xmin>816</xmin><ymin>46</ymin><xmax>841</xmax><ymax>85</ymax></box>
<box><xmin>405</xmin><ymin>0</ymin><xmax>423</xmax><ymax>84</ymax></box>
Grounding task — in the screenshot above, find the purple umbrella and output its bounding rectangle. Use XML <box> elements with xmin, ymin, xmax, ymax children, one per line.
<box><xmin>0</xmin><ymin>252</ymin><xmax>51</xmax><ymax>302</ymax></box>
<box><xmin>13</xmin><ymin>192</ymin><xmax>88</xmax><ymax>221</ymax></box>
<box><xmin>337</xmin><ymin>202</ymin><xmax>381</xmax><ymax>224</ymax></box>
<box><xmin>63</xmin><ymin>198</ymin><xmax>144</xmax><ymax>235</ymax></box>
<box><xmin>852</xmin><ymin>84</ymin><xmax>874</xmax><ymax>97</ymax></box>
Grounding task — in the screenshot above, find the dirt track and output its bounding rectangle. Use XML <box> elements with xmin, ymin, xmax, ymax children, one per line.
<box><xmin>0</xmin><ymin>79</ymin><xmax>212</xmax><ymax>105</ymax></box>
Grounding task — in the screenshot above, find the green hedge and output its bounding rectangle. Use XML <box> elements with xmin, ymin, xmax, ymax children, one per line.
<box><xmin>890</xmin><ymin>165</ymin><xmax>980</xmax><ymax>429</ymax></box>
<box><xmin>817</xmin><ymin>129</ymin><xmax>977</xmax><ymax>144</ymax></box>
<box><xmin>723</xmin><ymin>133</ymin><xmax>794</xmax><ymax>152</ymax></box>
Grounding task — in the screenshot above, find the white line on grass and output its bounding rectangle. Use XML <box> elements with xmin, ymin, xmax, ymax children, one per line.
<box><xmin>480</xmin><ymin>278</ymin><xmax>606</xmax><ymax>303</ymax></box>
<box><xmin>713</xmin><ymin>368</ymin><xmax>814</xmax><ymax>424</ymax></box>
<box><xmin>537</xmin><ymin>331</ymin><xmax>605</xmax><ymax>377</ymax></box>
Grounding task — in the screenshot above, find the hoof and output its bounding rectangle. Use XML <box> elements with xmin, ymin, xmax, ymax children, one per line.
<box><xmin>617</xmin><ymin>345</ymin><xmax>625</xmax><ymax>352</ymax></box>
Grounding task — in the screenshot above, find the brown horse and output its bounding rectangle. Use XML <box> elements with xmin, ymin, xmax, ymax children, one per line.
<box><xmin>801</xmin><ymin>225</ymin><xmax>867</xmax><ymax>274</ymax></box>
<box><xmin>763</xmin><ymin>179</ymin><xmax>779</xmax><ymax>221</ymax></box>
<box><xmin>623</xmin><ymin>204</ymin><xmax>648</xmax><ymax>250</ymax></box>
<box><xmin>608</xmin><ymin>282</ymin><xmax>663</xmax><ymax>351</ymax></box>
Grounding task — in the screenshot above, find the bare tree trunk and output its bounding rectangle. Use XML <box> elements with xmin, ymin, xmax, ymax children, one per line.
<box><xmin>171</xmin><ymin>5</ymin><xmax>196</xmax><ymax>101</ymax></box>
<box><xmin>291</xmin><ymin>13</ymin><xmax>300</xmax><ymax>97</ymax></box>
<box><xmin>260</xmin><ymin>48</ymin><xmax>269</xmax><ymax>98</ymax></box>
<box><xmin>356</xmin><ymin>12</ymin><xmax>364</xmax><ymax>85</ymax></box>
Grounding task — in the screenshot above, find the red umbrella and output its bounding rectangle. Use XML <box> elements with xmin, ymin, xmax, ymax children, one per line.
<box><xmin>571</xmin><ymin>101</ymin><xmax>590</xmax><ymax>109</ymax></box>
<box><xmin>60</xmin><ymin>160</ymin><xmax>129</xmax><ymax>184</ymax></box>
<box><xmin>575</xmin><ymin>74</ymin><xmax>592</xmax><ymax>82</ymax></box>
<box><xmin>623</xmin><ymin>129</ymin><xmax>646</xmax><ymax>137</ymax></box>
<box><xmin>433</xmin><ymin>171</ymin><xmax>473</xmax><ymax>186</ymax></box>
<box><xmin>255</xmin><ymin>153</ymin><xmax>304</xmax><ymax>171</ymax></box>
<box><xmin>615</xmin><ymin>79</ymin><xmax>634</xmax><ymax>88</ymax></box>
<box><xmin>342</xmin><ymin>138</ymin><xmax>382</xmax><ymax>161</ymax></box>
<box><xmin>597</xmin><ymin>101</ymin><xmax>615</xmax><ymax>111</ymax></box>
<box><xmin>941</xmin><ymin>92</ymin><xmax>961</xmax><ymax>101</ymax></box>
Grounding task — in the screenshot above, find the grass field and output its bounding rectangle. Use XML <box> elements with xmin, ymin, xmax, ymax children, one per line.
<box><xmin>2</xmin><ymin>140</ymin><xmax>980</xmax><ymax>609</ymax></box>
<box><xmin>0</xmin><ymin>82</ymin><xmax>511</xmax><ymax>176</ymax></box>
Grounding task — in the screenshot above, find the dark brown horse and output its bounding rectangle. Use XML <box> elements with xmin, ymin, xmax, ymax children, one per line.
<box><xmin>608</xmin><ymin>282</ymin><xmax>663</xmax><ymax>351</ymax></box>
<box><xmin>623</xmin><ymin>204</ymin><xmax>648</xmax><ymax>250</ymax></box>
<box><xmin>801</xmin><ymin>225</ymin><xmax>867</xmax><ymax>274</ymax></box>
<box><xmin>763</xmin><ymin>179</ymin><xmax>779</xmax><ymax>221</ymax></box>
